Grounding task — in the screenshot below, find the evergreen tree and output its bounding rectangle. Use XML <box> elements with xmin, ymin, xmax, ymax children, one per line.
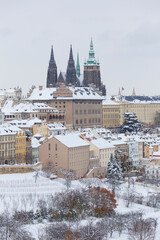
<box><xmin>107</xmin><ymin>154</ymin><xmax>122</xmax><ymax>181</ymax></box>
<box><xmin>107</xmin><ymin>154</ymin><xmax>122</xmax><ymax>193</ymax></box>
<box><xmin>121</xmin><ymin>112</ymin><xmax>142</xmax><ymax>133</ymax></box>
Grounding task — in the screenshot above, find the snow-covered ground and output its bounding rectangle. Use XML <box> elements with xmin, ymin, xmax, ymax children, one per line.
<box><xmin>0</xmin><ymin>172</ymin><xmax>160</xmax><ymax>239</ymax></box>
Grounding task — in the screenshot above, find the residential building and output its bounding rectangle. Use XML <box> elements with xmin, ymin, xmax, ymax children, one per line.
<box><xmin>0</xmin><ymin>128</ymin><xmax>15</xmax><ymax>164</ymax></box>
<box><xmin>39</xmin><ymin>134</ymin><xmax>90</xmax><ymax>178</ymax></box>
<box><xmin>15</xmin><ymin>131</ymin><xmax>26</xmax><ymax>164</ymax></box>
<box><xmin>47</xmin><ymin>122</ymin><xmax>67</xmax><ymax>137</ymax></box>
<box><xmin>85</xmin><ymin>137</ymin><xmax>115</xmax><ymax>168</ymax></box>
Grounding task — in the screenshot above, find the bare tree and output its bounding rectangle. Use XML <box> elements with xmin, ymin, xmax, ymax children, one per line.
<box><xmin>0</xmin><ymin>213</ymin><xmax>34</xmax><ymax>240</ymax></box>
<box><xmin>128</xmin><ymin>218</ymin><xmax>157</xmax><ymax>240</ymax></box>
<box><xmin>79</xmin><ymin>220</ymin><xmax>105</xmax><ymax>240</ymax></box>
<box><xmin>58</xmin><ymin>168</ymin><xmax>75</xmax><ymax>190</ymax></box>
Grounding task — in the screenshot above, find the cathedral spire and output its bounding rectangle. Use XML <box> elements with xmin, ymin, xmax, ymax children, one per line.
<box><xmin>89</xmin><ymin>38</ymin><xmax>95</xmax><ymax>59</ymax></box>
<box><xmin>50</xmin><ymin>45</ymin><xmax>55</xmax><ymax>62</ymax></box>
<box><xmin>66</xmin><ymin>45</ymin><xmax>79</xmax><ymax>86</ymax></box>
<box><xmin>76</xmin><ymin>53</ymin><xmax>80</xmax><ymax>77</ymax></box>
<box><xmin>46</xmin><ymin>45</ymin><xmax>57</xmax><ymax>88</ymax></box>
<box><xmin>69</xmin><ymin>45</ymin><xmax>74</xmax><ymax>61</ymax></box>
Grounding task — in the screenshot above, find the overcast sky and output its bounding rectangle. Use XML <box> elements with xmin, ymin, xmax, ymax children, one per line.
<box><xmin>0</xmin><ymin>0</ymin><xmax>160</xmax><ymax>96</ymax></box>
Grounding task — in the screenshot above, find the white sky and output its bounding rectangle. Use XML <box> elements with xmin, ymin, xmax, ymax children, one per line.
<box><xmin>0</xmin><ymin>0</ymin><xmax>160</xmax><ymax>96</ymax></box>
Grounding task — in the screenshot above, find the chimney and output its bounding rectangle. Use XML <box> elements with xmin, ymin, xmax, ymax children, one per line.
<box><xmin>39</xmin><ymin>86</ymin><xmax>43</xmax><ymax>91</ymax></box>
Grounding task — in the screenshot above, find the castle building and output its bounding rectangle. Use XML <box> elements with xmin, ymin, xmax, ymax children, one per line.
<box><xmin>46</xmin><ymin>40</ymin><xmax>106</xmax><ymax>95</ymax></box>
<box><xmin>46</xmin><ymin>46</ymin><xmax>57</xmax><ymax>88</ymax></box>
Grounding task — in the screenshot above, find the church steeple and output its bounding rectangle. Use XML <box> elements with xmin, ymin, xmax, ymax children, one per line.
<box><xmin>66</xmin><ymin>45</ymin><xmax>79</xmax><ymax>86</ymax></box>
<box><xmin>89</xmin><ymin>38</ymin><xmax>95</xmax><ymax>59</ymax></box>
<box><xmin>76</xmin><ymin>53</ymin><xmax>80</xmax><ymax>77</ymax></box>
<box><xmin>69</xmin><ymin>45</ymin><xmax>74</xmax><ymax>61</ymax></box>
<box><xmin>83</xmin><ymin>38</ymin><xmax>101</xmax><ymax>90</ymax></box>
<box><xmin>50</xmin><ymin>45</ymin><xmax>55</xmax><ymax>62</ymax></box>
<box><xmin>46</xmin><ymin>46</ymin><xmax>57</xmax><ymax>88</ymax></box>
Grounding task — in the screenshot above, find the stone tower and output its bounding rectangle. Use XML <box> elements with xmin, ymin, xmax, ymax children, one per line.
<box><xmin>46</xmin><ymin>46</ymin><xmax>57</xmax><ymax>88</ymax></box>
<box><xmin>66</xmin><ymin>45</ymin><xmax>79</xmax><ymax>86</ymax></box>
<box><xmin>83</xmin><ymin>39</ymin><xmax>101</xmax><ymax>89</ymax></box>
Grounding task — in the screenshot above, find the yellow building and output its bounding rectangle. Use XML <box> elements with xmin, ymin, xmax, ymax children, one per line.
<box><xmin>102</xmin><ymin>99</ymin><xmax>121</xmax><ymax>128</ymax></box>
<box><xmin>103</xmin><ymin>97</ymin><xmax>160</xmax><ymax>128</ymax></box>
<box><xmin>33</xmin><ymin>121</ymin><xmax>48</xmax><ymax>137</ymax></box>
<box><xmin>15</xmin><ymin>131</ymin><xmax>26</xmax><ymax>164</ymax></box>
<box><xmin>120</xmin><ymin>101</ymin><xmax>160</xmax><ymax>125</ymax></box>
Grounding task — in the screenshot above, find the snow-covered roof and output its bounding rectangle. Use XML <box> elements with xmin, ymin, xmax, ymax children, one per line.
<box><xmin>0</xmin><ymin>123</ymin><xmax>23</xmax><ymax>136</ymax></box>
<box><xmin>9</xmin><ymin>118</ymin><xmax>41</xmax><ymax>128</ymax></box>
<box><xmin>28</xmin><ymin>87</ymin><xmax>103</xmax><ymax>101</ymax></box>
<box><xmin>48</xmin><ymin>122</ymin><xmax>67</xmax><ymax>130</ymax></box>
<box><xmin>91</xmin><ymin>138</ymin><xmax>115</xmax><ymax>149</ymax></box>
<box><xmin>2</xmin><ymin>101</ymin><xmax>58</xmax><ymax>116</ymax></box>
<box><xmin>31</xmin><ymin>137</ymin><xmax>41</xmax><ymax>148</ymax></box>
<box><xmin>55</xmin><ymin>134</ymin><xmax>89</xmax><ymax>148</ymax></box>
<box><xmin>33</xmin><ymin>102</ymin><xmax>57</xmax><ymax>111</ymax></box>
<box><xmin>13</xmin><ymin>103</ymin><xmax>37</xmax><ymax>113</ymax></box>
<box><xmin>102</xmin><ymin>98</ymin><xmax>120</xmax><ymax>105</ymax></box>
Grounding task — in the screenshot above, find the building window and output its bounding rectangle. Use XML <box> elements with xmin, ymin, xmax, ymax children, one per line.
<box><xmin>49</xmin><ymin>154</ymin><xmax>51</xmax><ymax>158</ymax></box>
<box><xmin>55</xmin><ymin>154</ymin><xmax>58</xmax><ymax>158</ymax></box>
<box><xmin>55</xmin><ymin>144</ymin><xmax>57</xmax><ymax>151</ymax></box>
<box><xmin>76</xmin><ymin>120</ymin><xmax>78</xmax><ymax>124</ymax></box>
<box><xmin>55</xmin><ymin>162</ymin><xmax>58</xmax><ymax>166</ymax></box>
<box><xmin>48</xmin><ymin>144</ymin><xmax>51</xmax><ymax>151</ymax></box>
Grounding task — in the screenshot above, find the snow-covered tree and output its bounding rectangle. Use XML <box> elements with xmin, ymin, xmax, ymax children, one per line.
<box><xmin>107</xmin><ymin>154</ymin><xmax>122</xmax><ymax>181</ymax></box>
<box><xmin>107</xmin><ymin>154</ymin><xmax>122</xmax><ymax>193</ymax></box>
<box><xmin>121</xmin><ymin>112</ymin><xmax>142</xmax><ymax>133</ymax></box>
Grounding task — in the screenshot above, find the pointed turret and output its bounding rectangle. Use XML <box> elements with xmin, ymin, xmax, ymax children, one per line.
<box><xmin>57</xmin><ymin>71</ymin><xmax>65</xmax><ymax>86</ymax></box>
<box><xmin>132</xmin><ymin>88</ymin><xmax>136</xmax><ymax>96</ymax></box>
<box><xmin>50</xmin><ymin>45</ymin><xmax>54</xmax><ymax>62</ymax></box>
<box><xmin>46</xmin><ymin>46</ymin><xmax>57</xmax><ymax>88</ymax></box>
<box><xmin>66</xmin><ymin>45</ymin><xmax>79</xmax><ymax>86</ymax></box>
<box><xmin>69</xmin><ymin>45</ymin><xmax>74</xmax><ymax>61</ymax></box>
<box><xmin>118</xmin><ymin>88</ymin><xmax>121</xmax><ymax>96</ymax></box>
<box><xmin>76</xmin><ymin>53</ymin><xmax>80</xmax><ymax>77</ymax></box>
<box><xmin>89</xmin><ymin>38</ymin><xmax>95</xmax><ymax>59</ymax></box>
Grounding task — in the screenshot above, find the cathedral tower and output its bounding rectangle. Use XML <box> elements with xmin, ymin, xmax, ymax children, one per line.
<box><xmin>46</xmin><ymin>46</ymin><xmax>57</xmax><ymax>88</ymax></box>
<box><xmin>66</xmin><ymin>45</ymin><xmax>79</xmax><ymax>86</ymax></box>
<box><xmin>83</xmin><ymin>39</ymin><xmax>101</xmax><ymax>89</ymax></box>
